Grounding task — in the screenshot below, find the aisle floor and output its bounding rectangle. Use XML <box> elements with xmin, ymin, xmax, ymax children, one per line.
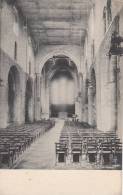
<box><xmin>15</xmin><ymin>120</ymin><xmax>64</xmax><ymax>169</ymax></box>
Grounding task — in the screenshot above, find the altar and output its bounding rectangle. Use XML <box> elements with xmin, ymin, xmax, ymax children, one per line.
<box><xmin>58</xmin><ymin>112</ymin><xmax>68</xmax><ymax>119</ymax></box>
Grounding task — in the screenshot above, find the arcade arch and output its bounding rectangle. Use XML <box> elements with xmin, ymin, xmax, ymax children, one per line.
<box><xmin>8</xmin><ymin>66</ymin><xmax>20</xmax><ymax>124</ymax></box>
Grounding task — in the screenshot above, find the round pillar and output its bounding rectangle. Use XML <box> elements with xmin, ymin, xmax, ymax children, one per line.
<box><xmin>88</xmin><ymin>84</ymin><xmax>94</xmax><ymax>126</ymax></box>
<box><xmin>109</xmin><ymin>55</ymin><xmax>117</xmax><ymax>131</ymax></box>
<box><xmin>75</xmin><ymin>93</ymin><xmax>83</xmax><ymax>122</ymax></box>
<box><xmin>35</xmin><ymin>73</ymin><xmax>41</xmax><ymax>121</ymax></box>
<box><xmin>45</xmin><ymin>80</ymin><xmax>50</xmax><ymax>119</ymax></box>
<box><xmin>0</xmin><ymin>83</ymin><xmax>8</xmax><ymax>128</ymax></box>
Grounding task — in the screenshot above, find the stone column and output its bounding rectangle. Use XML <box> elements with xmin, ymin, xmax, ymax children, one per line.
<box><xmin>88</xmin><ymin>83</ymin><xmax>94</xmax><ymax>126</ymax></box>
<box><xmin>76</xmin><ymin>93</ymin><xmax>83</xmax><ymax>122</ymax></box>
<box><xmin>41</xmin><ymin>75</ymin><xmax>50</xmax><ymax>119</ymax></box>
<box><xmin>41</xmin><ymin>75</ymin><xmax>45</xmax><ymax>117</ymax></box>
<box><xmin>75</xmin><ymin>97</ymin><xmax>79</xmax><ymax>121</ymax></box>
<box><xmin>74</xmin><ymin>77</ymin><xmax>79</xmax><ymax>119</ymax></box>
<box><xmin>79</xmin><ymin>74</ymin><xmax>84</xmax><ymax>121</ymax></box>
<box><xmin>0</xmin><ymin>82</ymin><xmax>8</xmax><ymax>128</ymax></box>
<box><xmin>84</xmin><ymin>104</ymin><xmax>88</xmax><ymax>123</ymax></box>
<box><xmin>35</xmin><ymin>73</ymin><xmax>41</xmax><ymax>121</ymax></box>
<box><xmin>83</xmin><ymin>80</ymin><xmax>88</xmax><ymax>123</ymax></box>
<box><xmin>45</xmin><ymin>80</ymin><xmax>50</xmax><ymax>119</ymax></box>
<box><xmin>109</xmin><ymin>55</ymin><xmax>117</xmax><ymax>131</ymax></box>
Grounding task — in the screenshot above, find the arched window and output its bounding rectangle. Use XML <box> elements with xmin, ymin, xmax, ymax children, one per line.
<box><xmin>115</xmin><ymin>15</ymin><xmax>120</xmax><ymax>33</ymax></box>
<box><xmin>103</xmin><ymin>6</ymin><xmax>107</xmax><ymax>33</ymax></box>
<box><xmin>107</xmin><ymin>0</ymin><xmax>112</xmax><ymax>25</ymax></box>
<box><xmin>14</xmin><ymin>41</ymin><xmax>17</xmax><ymax>60</ymax></box>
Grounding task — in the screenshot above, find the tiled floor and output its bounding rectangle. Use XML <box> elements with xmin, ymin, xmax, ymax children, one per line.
<box><xmin>15</xmin><ymin>120</ymin><xmax>64</xmax><ymax>169</ymax></box>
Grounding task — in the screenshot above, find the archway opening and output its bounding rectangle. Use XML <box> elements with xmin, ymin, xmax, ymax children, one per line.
<box><xmin>50</xmin><ymin>70</ymin><xmax>75</xmax><ymax>118</ymax></box>
<box><xmin>41</xmin><ymin>55</ymin><xmax>78</xmax><ymax>119</ymax></box>
<box><xmin>25</xmin><ymin>78</ymin><xmax>33</xmax><ymax>123</ymax></box>
<box><xmin>8</xmin><ymin>66</ymin><xmax>20</xmax><ymax>123</ymax></box>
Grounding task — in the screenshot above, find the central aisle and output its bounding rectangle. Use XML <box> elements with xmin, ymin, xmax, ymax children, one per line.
<box><xmin>15</xmin><ymin>120</ymin><xmax>64</xmax><ymax>169</ymax></box>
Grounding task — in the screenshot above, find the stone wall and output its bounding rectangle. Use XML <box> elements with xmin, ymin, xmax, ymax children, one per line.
<box><xmin>0</xmin><ymin>1</ymin><xmax>35</xmax><ymax>128</ymax></box>
<box><xmin>95</xmin><ymin>13</ymin><xmax>123</xmax><ymax>140</ymax></box>
<box><xmin>83</xmin><ymin>0</ymin><xmax>123</xmax><ymax>139</ymax></box>
<box><xmin>0</xmin><ymin>0</ymin><xmax>35</xmax><ymax>78</ymax></box>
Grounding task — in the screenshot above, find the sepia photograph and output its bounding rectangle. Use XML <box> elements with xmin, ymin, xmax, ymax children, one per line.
<box><xmin>0</xmin><ymin>0</ymin><xmax>122</xmax><ymax>171</ymax></box>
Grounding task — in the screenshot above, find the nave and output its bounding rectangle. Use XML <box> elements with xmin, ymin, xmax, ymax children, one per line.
<box><xmin>0</xmin><ymin>0</ymin><xmax>123</xmax><ymax>170</ymax></box>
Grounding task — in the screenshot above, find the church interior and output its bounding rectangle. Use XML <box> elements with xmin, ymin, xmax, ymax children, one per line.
<box><xmin>0</xmin><ymin>0</ymin><xmax>123</xmax><ymax>169</ymax></box>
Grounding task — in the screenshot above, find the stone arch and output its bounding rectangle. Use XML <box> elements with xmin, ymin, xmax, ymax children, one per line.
<box><xmin>38</xmin><ymin>50</ymin><xmax>81</xmax><ymax>74</ymax></box>
<box><xmin>25</xmin><ymin>77</ymin><xmax>34</xmax><ymax>123</ymax></box>
<box><xmin>40</xmin><ymin>54</ymin><xmax>80</xmax><ymax>119</ymax></box>
<box><xmin>8</xmin><ymin>65</ymin><xmax>20</xmax><ymax>124</ymax></box>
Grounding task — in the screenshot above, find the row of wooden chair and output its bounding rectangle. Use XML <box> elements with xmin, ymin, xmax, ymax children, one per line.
<box><xmin>56</xmin><ymin>121</ymin><xmax>122</xmax><ymax>167</ymax></box>
<box><xmin>0</xmin><ymin>120</ymin><xmax>55</xmax><ymax>168</ymax></box>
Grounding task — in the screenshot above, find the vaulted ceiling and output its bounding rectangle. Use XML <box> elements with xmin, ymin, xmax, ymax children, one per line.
<box><xmin>16</xmin><ymin>0</ymin><xmax>92</xmax><ymax>46</ymax></box>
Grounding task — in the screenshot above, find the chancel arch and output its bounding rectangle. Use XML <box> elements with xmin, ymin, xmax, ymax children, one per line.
<box><xmin>40</xmin><ymin>55</ymin><xmax>81</xmax><ymax>119</ymax></box>
<box><xmin>38</xmin><ymin>48</ymin><xmax>81</xmax><ymax>74</ymax></box>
